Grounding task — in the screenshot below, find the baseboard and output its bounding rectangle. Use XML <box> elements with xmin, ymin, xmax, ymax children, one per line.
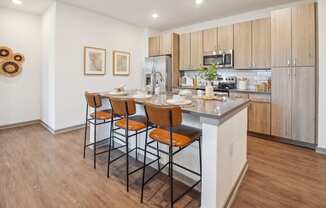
<box><xmin>0</xmin><ymin>119</ymin><xmax>40</xmax><ymax>130</ymax></box>
<box><xmin>40</xmin><ymin>121</ymin><xmax>55</xmax><ymax>134</ymax></box>
<box><xmin>224</xmin><ymin>162</ymin><xmax>248</xmax><ymax>208</ymax></box>
<box><xmin>54</xmin><ymin>124</ymin><xmax>85</xmax><ymax>134</ymax></box>
<box><xmin>248</xmin><ymin>132</ymin><xmax>316</xmax><ymax>150</ymax></box>
<box><xmin>316</xmin><ymin>147</ymin><xmax>326</xmax><ymax>155</ymax></box>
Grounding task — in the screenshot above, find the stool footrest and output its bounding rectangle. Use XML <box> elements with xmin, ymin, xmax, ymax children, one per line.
<box><xmin>172</xmin><ymin>162</ymin><xmax>201</xmax><ymax>177</ymax></box>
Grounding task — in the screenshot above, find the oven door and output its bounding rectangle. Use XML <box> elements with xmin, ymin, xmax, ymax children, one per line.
<box><xmin>203</xmin><ymin>54</ymin><xmax>224</xmax><ymax>66</ymax></box>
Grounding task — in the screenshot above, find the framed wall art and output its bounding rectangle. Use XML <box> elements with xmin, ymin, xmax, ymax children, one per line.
<box><xmin>113</xmin><ymin>50</ymin><xmax>130</xmax><ymax>76</ymax></box>
<box><xmin>84</xmin><ymin>47</ymin><xmax>106</xmax><ymax>75</ymax></box>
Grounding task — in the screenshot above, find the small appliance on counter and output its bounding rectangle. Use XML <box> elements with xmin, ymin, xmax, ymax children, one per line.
<box><xmin>237</xmin><ymin>77</ymin><xmax>248</xmax><ymax>90</ymax></box>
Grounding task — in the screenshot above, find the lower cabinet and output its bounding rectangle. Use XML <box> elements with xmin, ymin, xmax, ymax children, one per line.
<box><xmin>230</xmin><ymin>92</ymin><xmax>271</xmax><ymax>135</ymax></box>
<box><xmin>248</xmin><ymin>101</ymin><xmax>271</xmax><ymax>135</ymax></box>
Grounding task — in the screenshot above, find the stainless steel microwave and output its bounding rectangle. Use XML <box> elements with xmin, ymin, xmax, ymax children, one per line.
<box><xmin>203</xmin><ymin>49</ymin><xmax>233</xmax><ymax>68</ymax></box>
<box><xmin>203</xmin><ymin>51</ymin><xmax>224</xmax><ymax>66</ymax></box>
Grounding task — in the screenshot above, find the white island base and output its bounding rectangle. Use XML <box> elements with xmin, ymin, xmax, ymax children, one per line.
<box><xmin>89</xmin><ymin>99</ymin><xmax>248</xmax><ymax>208</ymax></box>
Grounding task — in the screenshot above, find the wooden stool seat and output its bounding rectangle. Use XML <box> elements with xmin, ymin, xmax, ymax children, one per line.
<box><xmin>149</xmin><ymin>125</ymin><xmax>201</xmax><ymax>147</ymax></box>
<box><xmin>90</xmin><ymin>110</ymin><xmax>113</xmax><ymax>120</ymax></box>
<box><xmin>115</xmin><ymin>115</ymin><xmax>146</xmax><ymax>131</ymax></box>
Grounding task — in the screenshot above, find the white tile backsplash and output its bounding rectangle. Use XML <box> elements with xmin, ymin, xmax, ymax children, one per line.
<box><xmin>181</xmin><ymin>69</ymin><xmax>271</xmax><ymax>89</ymax></box>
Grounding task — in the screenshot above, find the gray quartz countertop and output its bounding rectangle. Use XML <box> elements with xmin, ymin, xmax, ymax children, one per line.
<box><xmin>100</xmin><ymin>91</ymin><xmax>249</xmax><ymax>120</ymax></box>
<box><xmin>178</xmin><ymin>86</ymin><xmax>271</xmax><ymax>94</ymax></box>
<box><xmin>228</xmin><ymin>89</ymin><xmax>271</xmax><ymax>94</ymax></box>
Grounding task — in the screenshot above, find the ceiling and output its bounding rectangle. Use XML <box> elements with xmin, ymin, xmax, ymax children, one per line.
<box><xmin>0</xmin><ymin>0</ymin><xmax>301</xmax><ymax>30</ymax></box>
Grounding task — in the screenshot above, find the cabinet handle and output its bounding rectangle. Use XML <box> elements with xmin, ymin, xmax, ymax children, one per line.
<box><xmin>287</xmin><ymin>59</ymin><xmax>291</xmax><ymax>66</ymax></box>
<box><xmin>293</xmin><ymin>58</ymin><xmax>296</xmax><ymax>66</ymax></box>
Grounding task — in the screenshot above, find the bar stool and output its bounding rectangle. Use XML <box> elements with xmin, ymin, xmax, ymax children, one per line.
<box><xmin>84</xmin><ymin>92</ymin><xmax>117</xmax><ymax>169</ymax></box>
<box><xmin>141</xmin><ymin>103</ymin><xmax>202</xmax><ymax>208</ymax></box>
<box><xmin>107</xmin><ymin>97</ymin><xmax>159</xmax><ymax>192</ymax></box>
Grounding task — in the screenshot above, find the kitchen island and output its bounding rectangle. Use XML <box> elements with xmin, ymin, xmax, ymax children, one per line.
<box><xmin>91</xmin><ymin>92</ymin><xmax>249</xmax><ymax>208</ymax></box>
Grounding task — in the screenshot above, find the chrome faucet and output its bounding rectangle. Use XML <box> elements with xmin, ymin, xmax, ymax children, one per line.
<box><xmin>151</xmin><ymin>71</ymin><xmax>164</xmax><ymax>94</ymax></box>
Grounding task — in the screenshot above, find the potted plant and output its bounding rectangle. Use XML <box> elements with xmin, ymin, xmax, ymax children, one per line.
<box><xmin>198</xmin><ymin>64</ymin><xmax>218</xmax><ymax>97</ymax></box>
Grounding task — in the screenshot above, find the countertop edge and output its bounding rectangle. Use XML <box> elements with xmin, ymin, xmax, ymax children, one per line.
<box><xmin>199</xmin><ymin>100</ymin><xmax>250</xmax><ymax>126</ymax></box>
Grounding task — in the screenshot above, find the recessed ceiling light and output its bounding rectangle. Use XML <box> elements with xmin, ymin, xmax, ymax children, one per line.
<box><xmin>196</xmin><ymin>0</ymin><xmax>203</xmax><ymax>5</ymax></box>
<box><xmin>12</xmin><ymin>0</ymin><xmax>23</xmax><ymax>5</ymax></box>
<box><xmin>152</xmin><ymin>13</ymin><xmax>159</xmax><ymax>19</ymax></box>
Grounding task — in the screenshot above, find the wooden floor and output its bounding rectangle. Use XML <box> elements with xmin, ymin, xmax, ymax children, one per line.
<box><xmin>0</xmin><ymin>124</ymin><xmax>326</xmax><ymax>208</ymax></box>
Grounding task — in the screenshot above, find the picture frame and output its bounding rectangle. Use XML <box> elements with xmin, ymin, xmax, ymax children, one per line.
<box><xmin>84</xmin><ymin>47</ymin><xmax>106</xmax><ymax>75</ymax></box>
<box><xmin>113</xmin><ymin>50</ymin><xmax>130</xmax><ymax>76</ymax></box>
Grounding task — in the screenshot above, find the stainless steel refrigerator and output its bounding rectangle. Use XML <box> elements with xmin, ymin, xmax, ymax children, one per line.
<box><xmin>144</xmin><ymin>56</ymin><xmax>172</xmax><ymax>93</ymax></box>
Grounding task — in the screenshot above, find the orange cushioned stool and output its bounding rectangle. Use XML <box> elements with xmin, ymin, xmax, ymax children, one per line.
<box><xmin>83</xmin><ymin>92</ymin><xmax>119</xmax><ymax>169</ymax></box>
<box><xmin>107</xmin><ymin>97</ymin><xmax>158</xmax><ymax>192</ymax></box>
<box><xmin>140</xmin><ymin>103</ymin><xmax>202</xmax><ymax>208</ymax></box>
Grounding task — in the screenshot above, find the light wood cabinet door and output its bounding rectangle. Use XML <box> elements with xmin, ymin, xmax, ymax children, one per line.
<box><xmin>203</xmin><ymin>28</ymin><xmax>218</xmax><ymax>54</ymax></box>
<box><xmin>190</xmin><ymin>31</ymin><xmax>203</xmax><ymax>69</ymax></box>
<box><xmin>292</xmin><ymin>67</ymin><xmax>315</xmax><ymax>144</ymax></box>
<box><xmin>218</xmin><ymin>25</ymin><xmax>234</xmax><ymax>50</ymax></box>
<box><xmin>179</xmin><ymin>33</ymin><xmax>191</xmax><ymax>70</ymax></box>
<box><xmin>271</xmin><ymin>8</ymin><xmax>292</xmax><ymax>67</ymax></box>
<box><xmin>252</xmin><ymin>18</ymin><xmax>271</xmax><ymax>68</ymax></box>
<box><xmin>160</xmin><ymin>33</ymin><xmax>172</xmax><ymax>55</ymax></box>
<box><xmin>148</xmin><ymin>36</ymin><xmax>160</xmax><ymax>57</ymax></box>
<box><xmin>271</xmin><ymin>68</ymin><xmax>292</xmax><ymax>139</ymax></box>
<box><xmin>248</xmin><ymin>101</ymin><xmax>271</xmax><ymax>135</ymax></box>
<box><xmin>292</xmin><ymin>3</ymin><xmax>316</xmax><ymax>67</ymax></box>
<box><xmin>234</xmin><ymin>21</ymin><xmax>252</xmax><ymax>69</ymax></box>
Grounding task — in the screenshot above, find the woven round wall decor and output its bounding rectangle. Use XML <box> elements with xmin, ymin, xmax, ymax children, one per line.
<box><xmin>0</xmin><ymin>60</ymin><xmax>22</xmax><ymax>77</ymax></box>
<box><xmin>13</xmin><ymin>53</ymin><xmax>25</xmax><ymax>64</ymax></box>
<box><xmin>0</xmin><ymin>46</ymin><xmax>25</xmax><ymax>77</ymax></box>
<box><xmin>0</xmin><ymin>46</ymin><xmax>13</xmax><ymax>60</ymax></box>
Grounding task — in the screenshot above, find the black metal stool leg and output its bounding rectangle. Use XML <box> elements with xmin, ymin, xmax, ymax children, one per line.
<box><xmin>169</xmin><ymin>144</ymin><xmax>174</xmax><ymax>208</ymax></box>
<box><xmin>93</xmin><ymin>120</ymin><xmax>97</xmax><ymax>169</ymax></box>
<box><xmin>107</xmin><ymin>120</ymin><xmax>113</xmax><ymax>178</ymax></box>
<box><xmin>135</xmin><ymin>131</ymin><xmax>138</xmax><ymax>161</ymax></box>
<box><xmin>126</xmin><ymin>127</ymin><xmax>129</xmax><ymax>192</ymax></box>
<box><xmin>140</xmin><ymin>127</ymin><xmax>149</xmax><ymax>203</ymax></box>
<box><xmin>83</xmin><ymin>105</ymin><xmax>88</xmax><ymax>158</ymax></box>
<box><xmin>156</xmin><ymin>141</ymin><xmax>160</xmax><ymax>170</ymax></box>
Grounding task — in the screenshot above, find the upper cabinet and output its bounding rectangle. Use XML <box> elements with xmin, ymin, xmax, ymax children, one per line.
<box><xmin>160</xmin><ymin>33</ymin><xmax>172</xmax><ymax>55</ymax></box>
<box><xmin>252</xmin><ymin>18</ymin><xmax>271</xmax><ymax>68</ymax></box>
<box><xmin>203</xmin><ymin>28</ymin><xmax>218</xmax><ymax>54</ymax></box>
<box><xmin>234</xmin><ymin>21</ymin><xmax>252</xmax><ymax>69</ymax></box>
<box><xmin>271</xmin><ymin>8</ymin><xmax>292</xmax><ymax>67</ymax></box>
<box><xmin>271</xmin><ymin>3</ymin><xmax>316</xmax><ymax>67</ymax></box>
<box><xmin>148</xmin><ymin>36</ymin><xmax>160</xmax><ymax>57</ymax></box>
<box><xmin>218</xmin><ymin>25</ymin><xmax>234</xmax><ymax>50</ymax></box>
<box><xmin>190</xmin><ymin>31</ymin><xmax>203</xmax><ymax>69</ymax></box>
<box><xmin>292</xmin><ymin>3</ymin><xmax>316</xmax><ymax>67</ymax></box>
<box><xmin>148</xmin><ymin>33</ymin><xmax>177</xmax><ymax>56</ymax></box>
<box><xmin>179</xmin><ymin>33</ymin><xmax>191</xmax><ymax>70</ymax></box>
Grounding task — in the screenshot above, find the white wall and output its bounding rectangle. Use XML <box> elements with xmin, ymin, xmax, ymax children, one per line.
<box><xmin>41</xmin><ymin>3</ymin><xmax>56</xmax><ymax>129</ymax></box>
<box><xmin>52</xmin><ymin>2</ymin><xmax>147</xmax><ymax>130</ymax></box>
<box><xmin>0</xmin><ymin>8</ymin><xmax>41</xmax><ymax>126</ymax></box>
<box><xmin>317</xmin><ymin>0</ymin><xmax>326</xmax><ymax>149</ymax></box>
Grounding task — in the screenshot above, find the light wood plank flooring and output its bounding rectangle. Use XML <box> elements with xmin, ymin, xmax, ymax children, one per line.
<box><xmin>0</xmin><ymin>124</ymin><xmax>326</xmax><ymax>208</ymax></box>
